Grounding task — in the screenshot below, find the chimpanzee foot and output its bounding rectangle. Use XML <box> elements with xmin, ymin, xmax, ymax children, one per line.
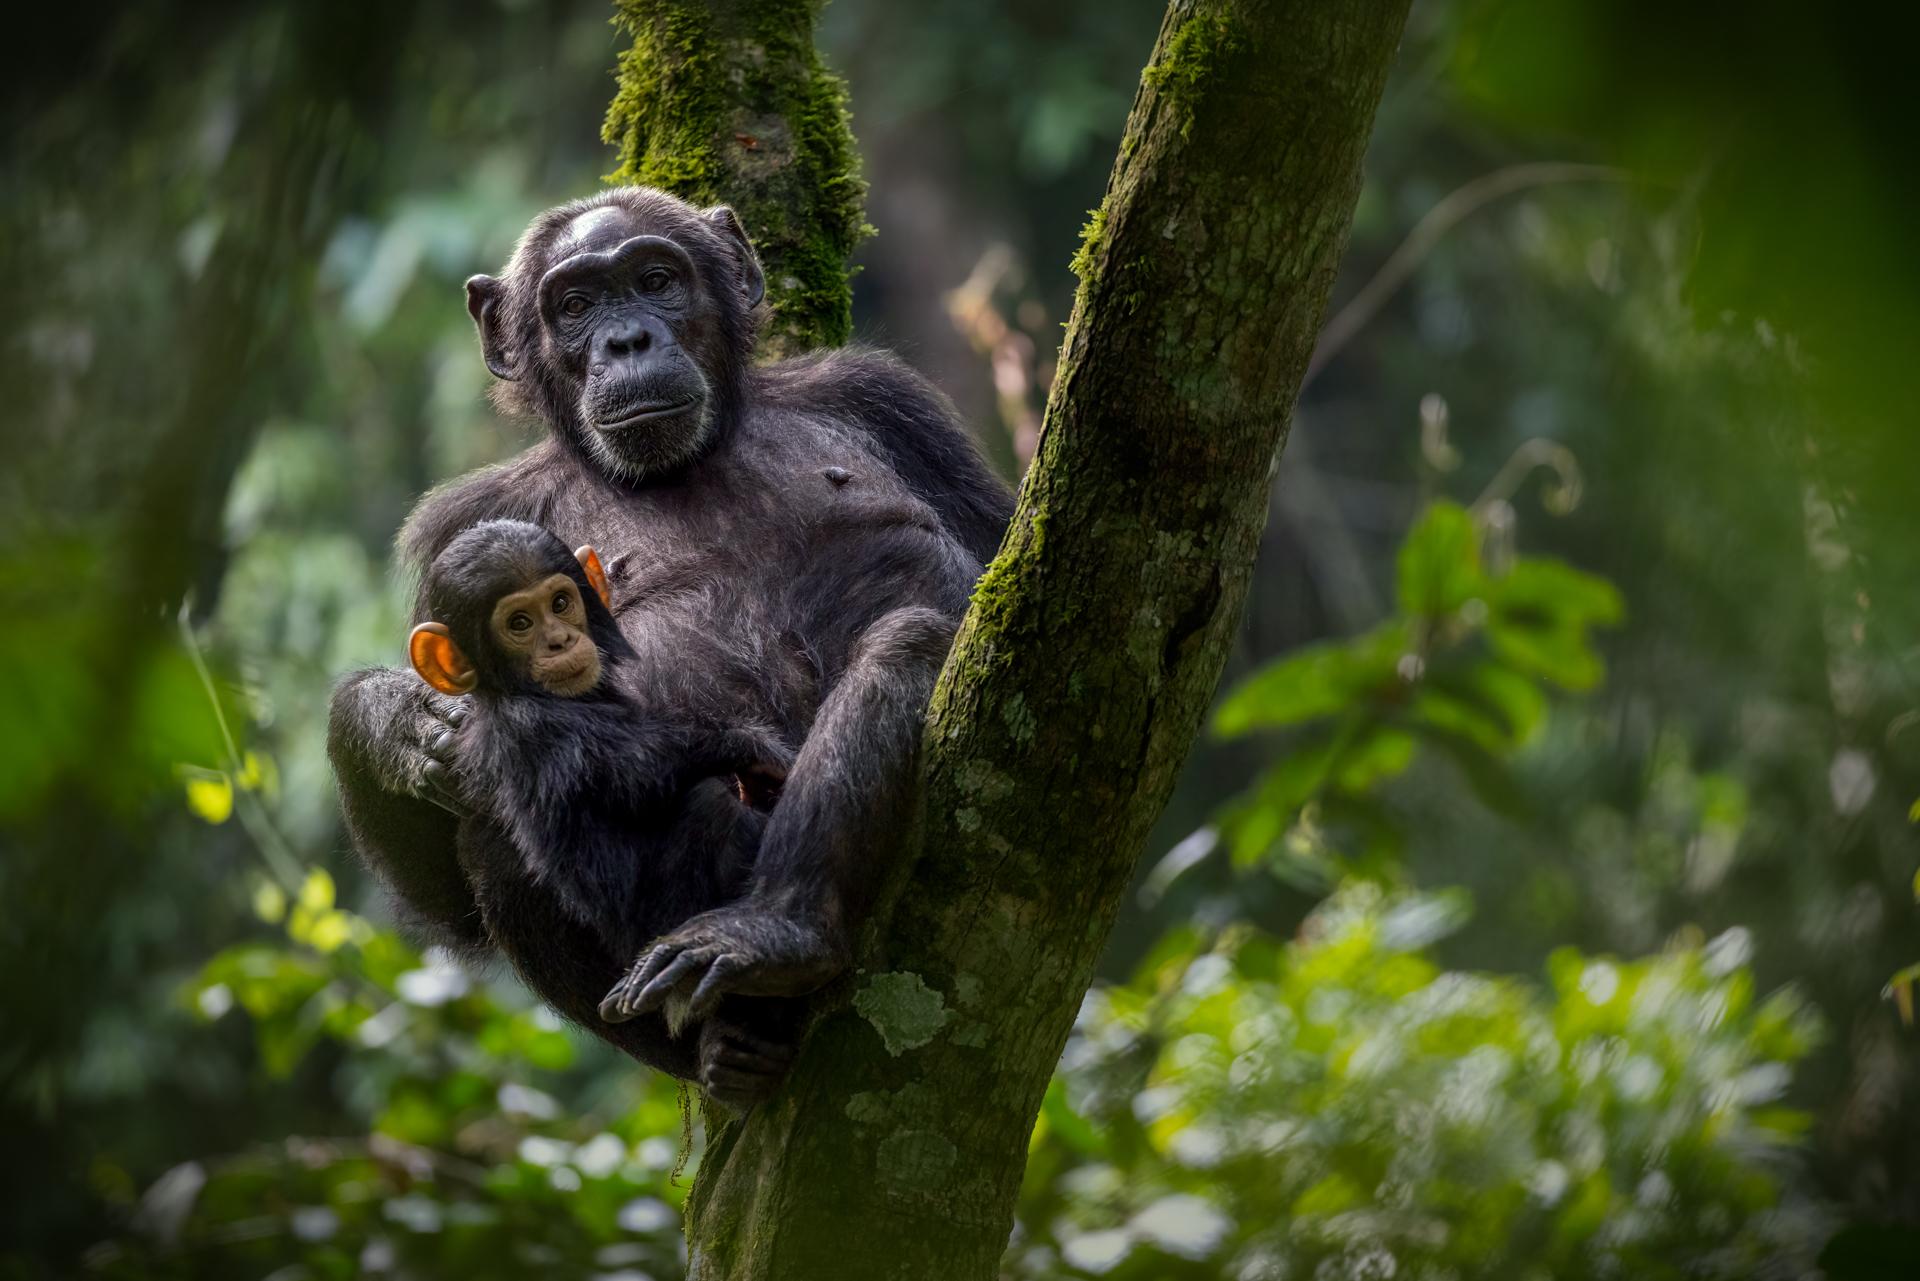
<box><xmin>698</xmin><ymin>1017</ymin><xmax>798</xmax><ymax>1111</ymax></box>
<box><xmin>597</xmin><ymin>903</ymin><xmax>844</xmax><ymax>1027</ymax></box>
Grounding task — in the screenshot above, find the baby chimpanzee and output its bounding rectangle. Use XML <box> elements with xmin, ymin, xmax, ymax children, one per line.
<box><xmin>409</xmin><ymin>519</ymin><xmax>798</xmax><ymax>1105</ymax></box>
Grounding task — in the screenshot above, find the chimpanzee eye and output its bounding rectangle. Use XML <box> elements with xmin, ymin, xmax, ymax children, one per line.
<box><xmin>553</xmin><ymin>592</ymin><xmax>570</xmax><ymax>613</ymax></box>
<box><xmin>509</xmin><ymin>612</ymin><xmax>533</xmax><ymax>633</ymax></box>
<box><xmin>640</xmin><ymin>268</ymin><xmax>671</xmax><ymax>293</ymax></box>
<box><xmin>561</xmin><ymin>293</ymin><xmax>591</xmax><ymax>317</ymax></box>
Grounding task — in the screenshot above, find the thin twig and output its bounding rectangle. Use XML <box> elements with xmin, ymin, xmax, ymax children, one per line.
<box><xmin>176</xmin><ymin>600</ymin><xmax>304</xmax><ymax>888</ymax></box>
<box><xmin>1306</xmin><ymin>162</ymin><xmax>1630</xmax><ymax>386</ymax></box>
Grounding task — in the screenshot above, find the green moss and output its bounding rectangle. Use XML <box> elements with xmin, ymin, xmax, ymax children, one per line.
<box><xmin>1069</xmin><ymin>203</ymin><xmax>1108</xmax><ymax>283</ymax></box>
<box><xmin>602</xmin><ymin>0</ymin><xmax>869</xmax><ymax>352</ymax></box>
<box><xmin>1142</xmin><ymin>12</ymin><xmax>1240</xmax><ymax>138</ymax></box>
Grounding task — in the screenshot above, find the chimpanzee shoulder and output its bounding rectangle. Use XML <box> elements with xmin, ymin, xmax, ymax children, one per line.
<box><xmin>397</xmin><ymin>440</ymin><xmax>569</xmax><ymax>618</ymax></box>
<box><xmin>751</xmin><ymin>345</ymin><xmax>1015</xmax><ymax>565</ymax></box>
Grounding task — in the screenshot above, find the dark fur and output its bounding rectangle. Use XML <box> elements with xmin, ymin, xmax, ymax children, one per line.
<box><xmin>423</xmin><ymin>520</ymin><xmax>784</xmax><ymax>959</ymax></box>
<box><xmin>327</xmin><ymin>186</ymin><xmax>1014</xmax><ymax>1097</ymax></box>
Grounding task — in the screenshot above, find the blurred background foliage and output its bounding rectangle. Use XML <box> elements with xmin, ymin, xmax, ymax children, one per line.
<box><xmin>2</xmin><ymin>0</ymin><xmax>1917</xmax><ymax>1277</ymax></box>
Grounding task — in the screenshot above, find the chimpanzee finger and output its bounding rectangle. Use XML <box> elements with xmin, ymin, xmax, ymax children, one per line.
<box><xmin>701</xmin><ymin>1065</ymin><xmax>776</xmax><ymax>1106</ymax></box>
<box><xmin>441</xmin><ymin>702</ymin><xmax>469</xmax><ymax>728</ymax></box>
<box><xmin>427</xmin><ymin>729</ymin><xmax>457</xmax><ymax>763</ymax></box>
<box><xmin>420</xmin><ymin>761</ymin><xmax>469</xmax><ymax>816</ymax></box>
<box><xmin>725</xmin><ymin>1029</ymin><xmax>798</xmax><ymax>1064</ymax></box>
<box><xmin>709</xmin><ymin>1041</ymin><xmax>788</xmax><ymax>1075</ymax></box>
<box><xmin>632</xmin><ymin>950</ymin><xmax>708</xmax><ymax>1013</ymax></box>
<box><xmin>620</xmin><ymin>943</ymin><xmax>676</xmax><ymax>998</ymax></box>
<box><xmin>686</xmin><ymin>955</ymin><xmax>748</xmax><ymax>1022</ymax></box>
<box><xmin>598</xmin><ymin>982</ymin><xmax>638</xmax><ymax>1023</ymax></box>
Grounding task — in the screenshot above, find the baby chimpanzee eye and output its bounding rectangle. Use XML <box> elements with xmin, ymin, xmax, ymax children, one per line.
<box><xmin>553</xmin><ymin>592</ymin><xmax>570</xmax><ymax>613</ymax></box>
<box><xmin>509</xmin><ymin>612</ymin><xmax>533</xmax><ymax>633</ymax></box>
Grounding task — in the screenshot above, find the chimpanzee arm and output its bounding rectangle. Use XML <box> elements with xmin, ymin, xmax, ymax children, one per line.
<box><xmin>326</xmin><ymin>452</ymin><xmax>558</xmax><ymax>946</ymax></box>
<box><xmin>327</xmin><ymin>666</ymin><xmax>487</xmax><ymax>951</ymax></box>
<box><xmin>604</xmin><ymin>605</ymin><xmax>957</xmax><ymax>1020</ymax></box>
<box><xmin>770</xmin><ymin>348</ymin><xmax>1015</xmax><ymax>565</ymax></box>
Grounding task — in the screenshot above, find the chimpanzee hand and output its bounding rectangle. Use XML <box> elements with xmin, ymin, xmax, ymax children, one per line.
<box><xmin>418</xmin><ymin>700</ymin><xmax>471</xmax><ymax>817</ymax></box>
<box><xmin>598</xmin><ymin>903</ymin><xmax>846</xmax><ymax>1029</ymax></box>
<box><xmin>697</xmin><ymin>1012</ymin><xmax>800</xmax><ymax>1111</ymax></box>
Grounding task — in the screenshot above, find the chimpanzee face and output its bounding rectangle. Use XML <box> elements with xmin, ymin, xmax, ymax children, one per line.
<box><xmin>409</xmin><ymin>520</ymin><xmax>620</xmax><ymax>700</ymax></box>
<box><xmin>487</xmin><ymin>570</ymin><xmax>601</xmax><ymax>697</ymax></box>
<box><xmin>464</xmin><ymin>191</ymin><xmax>764</xmax><ymax>483</ymax></box>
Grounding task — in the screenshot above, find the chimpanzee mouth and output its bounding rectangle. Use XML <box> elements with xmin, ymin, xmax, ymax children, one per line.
<box><xmin>595</xmin><ymin>398</ymin><xmax>699</xmax><ymax>432</ymax></box>
<box><xmin>537</xmin><ymin>656</ymin><xmax>599</xmax><ymax>695</ymax></box>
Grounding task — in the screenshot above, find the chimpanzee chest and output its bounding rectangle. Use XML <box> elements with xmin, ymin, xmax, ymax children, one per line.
<box><xmin>539</xmin><ymin>414</ymin><xmax>950</xmax><ymax>732</ymax></box>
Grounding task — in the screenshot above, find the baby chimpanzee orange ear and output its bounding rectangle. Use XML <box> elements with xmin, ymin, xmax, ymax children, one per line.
<box><xmin>408</xmin><ymin>622</ymin><xmax>479</xmax><ymax>696</ymax></box>
<box><xmin>574</xmin><ymin>545</ymin><xmax>612</xmax><ymax>610</ymax></box>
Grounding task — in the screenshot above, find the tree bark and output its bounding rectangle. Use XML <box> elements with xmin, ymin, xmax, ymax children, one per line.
<box><xmin>603</xmin><ymin>0</ymin><xmax>868</xmax><ymax>356</ymax></box>
<box><xmin>680</xmin><ymin>1</ymin><xmax>1410</xmax><ymax>1276</ymax></box>
<box><xmin>687</xmin><ymin>0</ymin><xmax>1413</xmax><ymax>1275</ymax></box>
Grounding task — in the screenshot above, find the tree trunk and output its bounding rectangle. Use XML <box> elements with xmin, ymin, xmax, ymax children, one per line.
<box><xmin>676</xmin><ymin>1</ymin><xmax>1411</xmax><ymax>1275</ymax></box>
<box><xmin>603</xmin><ymin>0</ymin><xmax>868</xmax><ymax>356</ymax></box>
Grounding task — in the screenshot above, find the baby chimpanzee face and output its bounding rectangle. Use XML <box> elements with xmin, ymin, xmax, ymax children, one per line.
<box><xmin>409</xmin><ymin>519</ymin><xmax>618</xmax><ymax>699</ymax></box>
<box><xmin>487</xmin><ymin>570</ymin><xmax>600</xmax><ymax>696</ymax></box>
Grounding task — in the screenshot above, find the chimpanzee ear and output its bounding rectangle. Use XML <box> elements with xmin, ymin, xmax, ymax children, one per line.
<box><xmin>409</xmin><ymin>622</ymin><xmax>479</xmax><ymax>696</ymax></box>
<box><xmin>464</xmin><ymin>274</ymin><xmax>519</xmax><ymax>381</ymax></box>
<box><xmin>705</xmin><ymin>206</ymin><xmax>766</xmax><ymax>308</ymax></box>
<box><xmin>574</xmin><ymin>545</ymin><xmax>612</xmax><ymax>610</ymax></box>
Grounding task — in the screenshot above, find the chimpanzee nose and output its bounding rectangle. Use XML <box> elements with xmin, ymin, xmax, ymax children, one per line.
<box><xmin>602</xmin><ymin>320</ymin><xmax>651</xmax><ymax>358</ymax></box>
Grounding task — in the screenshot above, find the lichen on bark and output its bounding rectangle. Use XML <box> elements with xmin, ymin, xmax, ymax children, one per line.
<box><xmin>602</xmin><ymin>0</ymin><xmax>869</xmax><ymax>354</ymax></box>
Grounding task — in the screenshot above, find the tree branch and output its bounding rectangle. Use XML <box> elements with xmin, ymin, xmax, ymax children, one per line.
<box><xmin>680</xmin><ymin>2</ymin><xmax>1412</xmax><ymax>1276</ymax></box>
<box><xmin>603</xmin><ymin>0</ymin><xmax>868</xmax><ymax>355</ymax></box>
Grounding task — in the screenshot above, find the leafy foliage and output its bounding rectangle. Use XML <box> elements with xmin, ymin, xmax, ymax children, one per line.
<box><xmin>1209</xmin><ymin>500</ymin><xmax>1620</xmax><ymax>888</ymax></box>
<box><xmin>93</xmin><ymin>872</ymin><xmax>699</xmax><ymax>1281</ymax></box>
<box><xmin>1015</xmin><ymin>885</ymin><xmax>1825</xmax><ymax>1281</ymax></box>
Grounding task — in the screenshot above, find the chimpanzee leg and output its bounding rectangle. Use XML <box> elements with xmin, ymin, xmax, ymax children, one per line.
<box><xmin>697</xmin><ymin>996</ymin><xmax>806</xmax><ymax>1111</ymax></box>
<box><xmin>457</xmin><ymin>817</ymin><xmax>703</xmax><ymax>1079</ymax></box>
<box><xmin>604</xmin><ymin>606</ymin><xmax>957</xmax><ymax>1020</ymax></box>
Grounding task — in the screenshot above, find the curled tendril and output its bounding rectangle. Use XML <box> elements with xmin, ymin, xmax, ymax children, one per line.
<box><xmin>1475</xmin><ymin>438</ymin><xmax>1584</xmax><ymax>518</ymax></box>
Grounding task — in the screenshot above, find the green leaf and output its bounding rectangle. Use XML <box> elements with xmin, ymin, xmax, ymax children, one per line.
<box><xmin>1213</xmin><ymin>622</ymin><xmax>1409</xmax><ymax>737</ymax></box>
<box><xmin>1333</xmin><ymin>728</ymin><xmax>1418</xmax><ymax>792</ymax></box>
<box><xmin>1411</xmin><ymin>688</ymin><xmax>1512</xmax><ymax>754</ymax></box>
<box><xmin>1493</xmin><ymin>557</ymin><xmax>1625</xmax><ymax>628</ymax></box>
<box><xmin>1226</xmin><ymin>737</ymin><xmax>1344</xmax><ymax>867</ymax></box>
<box><xmin>1037</xmin><ymin>1077</ymin><xmax>1105</xmax><ymax>1157</ymax></box>
<box><xmin>1485</xmin><ymin>617</ymin><xmax>1605</xmax><ymax>692</ymax></box>
<box><xmin>1887</xmin><ymin>963</ymin><xmax>1920</xmax><ymax>1027</ymax></box>
<box><xmin>1396</xmin><ymin>500</ymin><xmax>1483</xmax><ymax>618</ymax></box>
<box><xmin>1456</xmin><ymin>661</ymin><xmax>1550</xmax><ymax>745</ymax></box>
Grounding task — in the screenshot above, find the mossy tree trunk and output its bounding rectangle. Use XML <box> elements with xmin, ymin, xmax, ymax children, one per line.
<box><xmin>603</xmin><ymin>0</ymin><xmax>868</xmax><ymax>356</ymax></box>
<box><xmin>610</xmin><ymin>0</ymin><xmax>1412</xmax><ymax>1276</ymax></box>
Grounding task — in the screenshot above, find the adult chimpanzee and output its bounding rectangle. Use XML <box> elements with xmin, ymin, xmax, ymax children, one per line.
<box><xmin>327</xmin><ymin>187</ymin><xmax>1013</xmax><ymax>1101</ymax></box>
